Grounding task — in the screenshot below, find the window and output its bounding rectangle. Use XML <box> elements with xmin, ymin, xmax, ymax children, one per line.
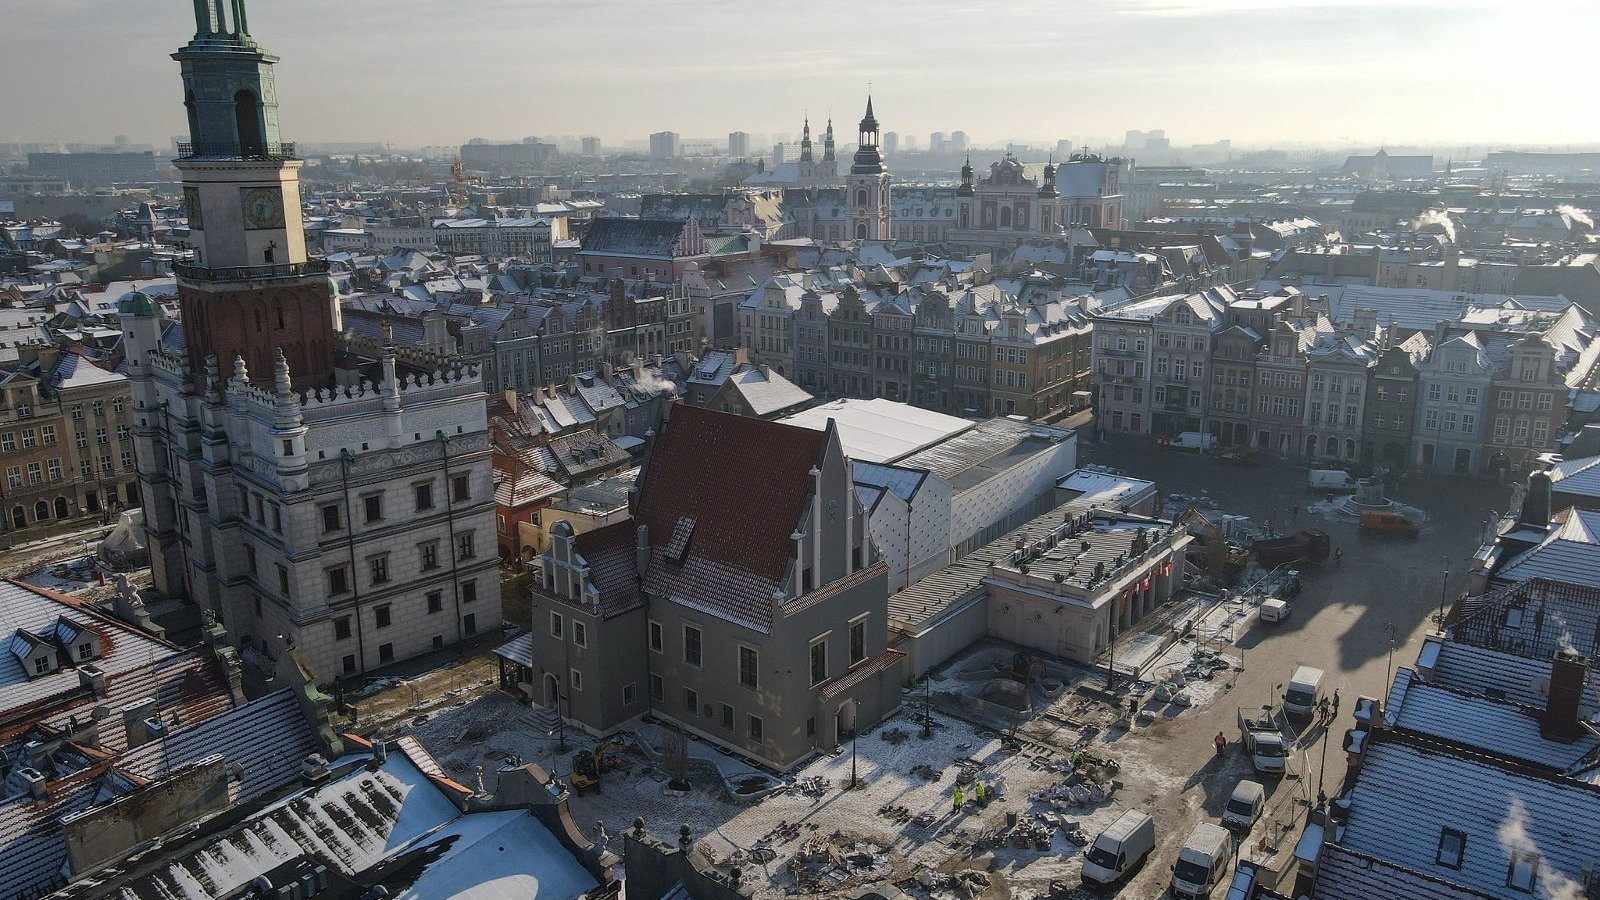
<box><xmin>363</xmin><ymin>494</ymin><xmax>383</xmax><ymax>523</ymax></box>
<box><xmin>550</xmin><ymin>611</ymin><xmax>564</xmax><ymax>638</ymax></box>
<box><xmin>113</xmin><ymin>397</ymin><xmax>124</xmax><ymax>412</ymax></box>
<box><xmin>850</xmin><ymin>619</ymin><xmax>867</xmax><ymax>666</ymax></box>
<box><xmin>1506</xmin><ymin>851</ymin><xmax>1539</xmax><ymax>893</ymax></box>
<box><xmin>327</xmin><ymin>566</ymin><xmax>350</xmax><ymax>595</ymax></box>
<box><xmin>748</xmin><ymin>714</ymin><xmax>764</xmax><ymax>742</ymax></box>
<box><xmin>1464</xmin><ymin>387</ymin><xmax>1478</xmax><ymax>405</ymax></box>
<box><xmin>1499</xmin><ymin>389</ymin><xmax>1514</xmax><ymax>408</ymax></box>
<box><xmin>379</xmin><ymin>642</ymin><xmax>394</xmax><ymax>662</ymax></box>
<box><xmin>42</xmin><ymin>425</ymin><xmax>55</xmax><ymax>445</ymax></box>
<box><xmin>570</xmin><ymin>668</ymin><xmax>583</xmax><ymax>691</ymax></box>
<box><xmin>74</xmin><ymin>431</ymin><xmax>87</xmax><ymax>448</ymax></box>
<box><xmin>414</xmin><ymin>482</ymin><xmax>434</xmax><ymax>511</ymax></box>
<box><xmin>375</xmin><ymin>605</ymin><xmax>392</xmax><ymax>628</ymax></box>
<box><xmin>649</xmin><ymin>620</ymin><xmax>663</xmax><ymax>652</ymax></box>
<box><xmin>276</xmin><ymin>564</ymin><xmax>290</xmax><ymax>596</ymax></box>
<box><xmin>420</xmin><ymin>541</ymin><xmax>439</xmax><ymax>570</ymax></box>
<box><xmin>684</xmin><ymin>625</ymin><xmax>702</xmax><ymax>666</ymax></box>
<box><xmin>47</xmin><ymin>460</ymin><xmax>61</xmax><ymax>481</ymax></box>
<box><xmin>322</xmin><ymin>504</ymin><xmax>342</xmax><ymax>533</ymax></box>
<box><xmin>245</xmin><ymin>544</ymin><xmax>257</xmax><ymax>574</ymax></box>
<box><xmin>462</xmin><ymin>580</ymin><xmax>477</xmax><ymax>603</ymax></box>
<box><xmin>810</xmin><ymin>638</ymin><xmax>828</xmax><ymax>685</ymax></box>
<box><xmin>335</xmin><ymin>617</ymin><xmax>352</xmax><ymax>640</ymax></box>
<box><xmin>427</xmin><ymin>590</ymin><xmax>443</xmax><ymax>613</ymax></box>
<box><xmin>1537</xmin><ymin>394</ymin><xmax>1553</xmax><ymax>412</ymax></box>
<box><xmin>683</xmin><ymin>687</ymin><xmax>698</xmax><ymax>713</ymax></box>
<box><xmin>95</xmin><ymin>428</ymin><xmax>107</xmax><ymax>444</ymax></box>
<box><xmin>369</xmin><ymin>555</ymin><xmax>389</xmax><ymax>584</ymax></box>
<box><xmin>623</xmin><ymin>683</ymin><xmax>637</xmax><ymax>706</ymax></box>
<box><xmin>343</xmin><ymin>654</ymin><xmax>357</xmax><ymax>675</ymax></box>
<box><xmin>650</xmin><ymin>673</ymin><xmax>663</xmax><ymax>700</ymax></box>
<box><xmin>1517</xmin><ymin>392</ymin><xmax>1533</xmax><ymax>411</ymax></box>
<box><xmin>456</xmin><ymin>533</ymin><xmax>475</xmax><ymax>559</ymax></box>
<box><xmin>71</xmin><ymin>405</ymin><xmax>83</xmax><ymax>420</ymax></box>
<box><xmin>739</xmin><ymin>646</ymin><xmax>759</xmax><ymax>689</ymax></box>
<box><xmin>573</xmin><ymin>620</ymin><xmax>587</xmax><ymax>648</ymax></box>
<box><xmin>452</xmin><ymin>474</ymin><xmax>471</xmax><ymax>503</ymax></box>
<box><xmin>721</xmin><ymin>702</ymin><xmax>735</xmax><ymax>728</ymax></box>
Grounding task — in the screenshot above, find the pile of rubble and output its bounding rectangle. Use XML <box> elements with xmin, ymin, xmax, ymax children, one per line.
<box><xmin>916</xmin><ymin>868</ymin><xmax>994</xmax><ymax>900</ymax></box>
<box><xmin>787</xmin><ymin>838</ymin><xmax>892</xmax><ymax>892</ymax></box>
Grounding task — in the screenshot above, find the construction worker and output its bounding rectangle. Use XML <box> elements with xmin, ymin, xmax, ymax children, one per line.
<box><xmin>1214</xmin><ymin>731</ymin><xmax>1227</xmax><ymax>756</ymax></box>
<box><xmin>975</xmin><ymin>781</ymin><xmax>987</xmax><ymax>806</ymax></box>
<box><xmin>953</xmin><ymin>785</ymin><xmax>965</xmax><ymax>812</ymax></box>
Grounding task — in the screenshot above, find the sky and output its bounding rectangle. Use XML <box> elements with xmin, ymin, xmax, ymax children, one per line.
<box><xmin>3</xmin><ymin>0</ymin><xmax>1598</xmax><ymax>151</ymax></box>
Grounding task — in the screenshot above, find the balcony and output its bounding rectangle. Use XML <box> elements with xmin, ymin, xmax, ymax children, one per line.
<box><xmin>174</xmin><ymin>259</ymin><xmax>329</xmax><ymax>283</ymax></box>
<box><xmin>176</xmin><ymin>141</ymin><xmax>297</xmax><ymax>160</ymax></box>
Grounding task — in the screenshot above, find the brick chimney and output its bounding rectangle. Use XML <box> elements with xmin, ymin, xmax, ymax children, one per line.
<box><xmin>1541</xmin><ymin>649</ymin><xmax>1589</xmax><ymax>744</ymax></box>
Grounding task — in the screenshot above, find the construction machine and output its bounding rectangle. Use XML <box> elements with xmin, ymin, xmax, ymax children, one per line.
<box><xmin>1178</xmin><ymin>508</ymin><xmax>1248</xmax><ymax>582</ymax></box>
<box><xmin>569</xmin><ymin>740</ymin><xmax>627</xmax><ymax>793</ymax></box>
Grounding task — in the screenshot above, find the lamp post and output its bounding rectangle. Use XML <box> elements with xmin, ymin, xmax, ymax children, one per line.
<box><xmin>1383</xmin><ymin>622</ymin><xmax>1397</xmax><ymax>695</ymax></box>
<box><xmin>1437</xmin><ymin>556</ymin><xmax>1450</xmax><ymax>631</ymax></box>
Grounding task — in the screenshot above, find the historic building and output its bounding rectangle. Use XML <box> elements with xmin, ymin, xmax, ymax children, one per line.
<box><xmin>846</xmin><ymin>98</ymin><xmax>891</xmax><ymax>242</ymax></box>
<box><xmin>122</xmin><ymin>1</ymin><xmax>500</xmax><ymax>682</ymax></box>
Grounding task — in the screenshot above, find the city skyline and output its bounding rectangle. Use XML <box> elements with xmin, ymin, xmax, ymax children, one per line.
<box><xmin>4</xmin><ymin>0</ymin><xmax>1598</xmax><ymax>150</ymax></box>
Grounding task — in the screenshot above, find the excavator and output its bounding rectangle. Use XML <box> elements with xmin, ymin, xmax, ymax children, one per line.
<box><xmin>1178</xmin><ymin>508</ymin><xmax>1248</xmax><ymax>583</ymax></box>
<box><xmin>569</xmin><ymin>740</ymin><xmax>627</xmax><ymax>794</ymax></box>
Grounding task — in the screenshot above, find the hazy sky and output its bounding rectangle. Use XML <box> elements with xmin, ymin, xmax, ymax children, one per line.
<box><xmin>4</xmin><ymin>0</ymin><xmax>1598</xmax><ymax>150</ymax></box>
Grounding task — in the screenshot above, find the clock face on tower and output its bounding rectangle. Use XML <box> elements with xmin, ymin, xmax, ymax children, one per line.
<box><xmin>239</xmin><ymin>187</ymin><xmax>285</xmax><ymax>230</ymax></box>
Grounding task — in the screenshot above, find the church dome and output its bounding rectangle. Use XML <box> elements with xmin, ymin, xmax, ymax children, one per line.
<box><xmin>117</xmin><ymin>290</ymin><xmax>160</xmax><ymax>318</ymax></box>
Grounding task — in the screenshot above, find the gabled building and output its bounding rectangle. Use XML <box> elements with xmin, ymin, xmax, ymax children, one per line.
<box><xmin>499</xmin><ymin>405</ymin><xmax>898</xmax><ymax>770</ymax></box>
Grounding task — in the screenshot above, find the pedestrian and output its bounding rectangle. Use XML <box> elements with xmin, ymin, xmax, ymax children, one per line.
<box><xmin>953</xmin><ymin>786</ymin><xmax>964</xmax><ymax>812</ymax></box>
<box><xmin>1332</xmin><ymin>690</ymin><xmax>1341</xmax><ymax>718</ymax></box>
<box><xmin>975</xmin><ymin>782</ymin><xmax>987</xmax><ymax>806</ymax></box>
<box><xmin>1334</xmin><ymin>546</ymin><xmax>1343</xmax><ymax>565</ymax></box>
<box><xmin>1318</xmin><ymin>697</ymin><xmax>1331</xmax><ymax>723</ymax></box>
<box><xmin>1214</xmin><ymin>731</ymin><xmax>1226</xmax><ymax>756</ymax></box>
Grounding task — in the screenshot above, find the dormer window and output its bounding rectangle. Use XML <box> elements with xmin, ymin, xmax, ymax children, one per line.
<box><xmin>34</xmin><ymin>656</ymin><xmax>52</xmax><ymax>675</ymax></box>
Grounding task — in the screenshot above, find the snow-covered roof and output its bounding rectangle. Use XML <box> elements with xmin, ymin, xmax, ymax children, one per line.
<box><xmin>781</xmin><ymin>398</ymin><xmax>972</xmax><ymax>464</ymax></box>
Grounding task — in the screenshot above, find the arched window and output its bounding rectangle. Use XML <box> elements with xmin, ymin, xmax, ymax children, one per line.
<box><xmin>54</xmin><ymin>497</ymin><xmax>69</xmax><ymax>519</ymax></box>
<box><xmin>1326</xmin><ymin>436</ymin><xmax>1338</xmax><ymax>456</ymax></box>
<box><xmin>855</xmin><ymin>222</ymin><xmax>867</xmax><ymax>240</ymax></box>
<box><xmin>34</xmin><ymin>501</ymin><xmax>50</xmax><ymax>522</ymax></box>
<box><xmin>999</xmin><ymin>207</ymin><xmax>1012</xmax><ymax>228</ymax></box>
<box><xmin>11</xmin><ymin>506</ymin><xmax>24</xmax><ymax>529</ymax></box>
<box><xmin>1346</xmin><ymin>439</ymin><xmax>1357</xmax><ymax>459</ymax></box>
<box><xmin>1304</xmin><ymin>434</ymin><xmax>1317</xmax><ymax>456</ymax></box>
<box><xmin>855</xmin><ymin>188</ymin><xmax>868</xmax><ymax>207</ymax></box>
<box><xmin>1016</xmin><ymin>206</ymin><xmax>1028</xmax><ymax>228</ymax></box>
<box><xmin>234</xmin><ymin>89</ymin><xmax>264</xmax><ymax>155</ymax></box>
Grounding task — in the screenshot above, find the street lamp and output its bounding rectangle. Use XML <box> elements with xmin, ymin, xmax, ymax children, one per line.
<box><xmin>1437</xmin><ymin>556</ymin><xmax>1451</xmax><ymax>632</ymax></box>
<box><xmin>1383</xmin><ymin>622</ymin><xmax>1398</xmax><ymax>694</ymax></box>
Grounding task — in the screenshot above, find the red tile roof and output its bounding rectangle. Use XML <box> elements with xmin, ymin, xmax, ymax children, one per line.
<box><xmin>637</xmin><ymin>405</ymin><xmax>827</xmax><ymax>631</ymax></box>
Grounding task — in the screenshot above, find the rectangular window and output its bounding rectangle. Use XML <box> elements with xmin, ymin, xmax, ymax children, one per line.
<box><xmin>810</xmin><ymin>638</ymin><xmax>828</xmax><ymax>685</ymax></box>
<box><xmin>328</xmin><ymin>566</ymin><xmax>350</xmax><ymax>595</ymax></box>
<box><xmin>623</xmin><ymin>683</ymin><xmax>637</xmax><ymax>706</ymax></box>
<box><xmin>573</xmin><ymin>620</ymin><xmax>587</xmax><ymax>648</ymax></box>
<box><xmin>343</xmin><ymin>655</ymin><xmax>357</xmax><ymax>675</ymax></box>
<box><xmin>551</xmin><ymin>611</ymin><xmax>564</xmax><ymax>638</ymax></box>
<box><xmin>364</xmin><ymin>494</ymin><xmax>383</xmax><ymax>523</ymax></box>
<box><xmin>684</xmin><ymin>687</ymin><xmax>698</xmax><ymax>713</ymax></box>
<box><xmin>375</xmin><ymin>605</ymin><xmax>392</xmax><ymax>628</ymax></box>
<box><xmin>850</xmin><ymin>619</ymin><xmax>867</xmax><ymax>666</ymax></box>
<box><xmin>1506</xmin><ymin>851</ymin><xmax>1539</xmax><ymax>892</ymax></box>
<box><xmin>748</xmin><ymin>714</ymin><xmax>763</xmax><ymax>742</ymax></box>
<box><xmin>649</xmin><ymin>620</ymin><xmax>663</xmax><ymax>652</ymax></box>
<box><xmin>462</xmin><ymin>579</ymin><xmax>477</xmax><ymax>603</ymax></box>
<box><xmin>456</xmin><ymin>533</ymin><xmax>475</xmax><ymax>559</ymax></box>
<box><xmin>463</xmin><ymin>612</ymin><xmax>477</xmax><ymax>634</ymax></box>
<box><xmin>1537</xmin><ymin>394</ymin><xmax>1553</xmax><ymax>412</ymax></box>
<box><xmin>47</xmin><ymin>459</ymin><xmax>61</xmax><ymax>481</ymax></box>
<box><xmin>322</xmin><ymin>504</ymin><xmax>342</xmax><ymax>533</ymax></box>
<box><xmin>452</xmin><ymin>474</ymin><xmax>471</xmax><ymax>503</ymax></box>
<box><xmin>42</xmin><ymin>425</ymin><xmax>55</xmax><ymax>445</ymax></box>
<box><xmin>650</xmin><ymin>673</ymin><xmax>663</xmax><ymax>700</ymax></box>
<box><xmin>721</xmin><ymin>702</ymin><xmax>735</xmax><ymax>728</ymax></box>
<box><xmin>95</xmin><ymin>428</ymin><xmax>107</xmax><ymax>445</ymax></box>
<box><xmin>379</xmin><ymin>642</ymin><xmax>394</xmax><ymax>663</ymax></box>
<box><xmin>570</xmin><ymin>668</ymin><xmax>583</xmax><ymax>691</ymax></box>
<box><xmin>1517</xmin><ymin>392</ymin><xmax>1533</xmax><ymax>410</ymax></box>
<box><xmin>74</xmin><ymin>432</ymin><xmax>86</xmax><ymax>449</ymax></box>
<box><xmin>369</xmin><ymin>555</ymin><xmax>389</xmax><ymax>584</ymax></box>
<box><xmin>1499</xmin><ymin>389</ymin><xmax>1514</xmax><ymax>408</ymax></box>
<box><xmin>276</xmin><ymin>565</ymin><xmax>289</xmax><ymax>596</ymax></box>
<box><xmin>684</xmin><ymin>625</ymin><xmax>702</xmax><ymax>667</ymax></box>
<box><xmin>1436</xmin><ymin>829</ymin><xmax>1466</xmax><ymax>869</ymax></box>
<box><xmin>414</xmin><ymin>482</ymin><xmax>434</xmax><ymax>511</ymax></box>
<box><xmin>739</xmin><ymin>646</ymin><xmax>759</xmax><ymax>689</ymax></box>
<box><xmin>335</xmin><ymin>617</ymin><xmax>352</xmax><ymax>640</ymax></box>
<box><xmin>245</xmin><ymin>544</ymin><xmax>257</xmax><ymax>574</ymax></box>
<box><xmin>420</xmin><ymin>541</ymin><xmax>439</xmax><ymax>570</ymax></box>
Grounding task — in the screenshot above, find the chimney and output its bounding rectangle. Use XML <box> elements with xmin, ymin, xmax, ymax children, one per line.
<box><xmin>1520</xmin><ymin>472</ymin><xmax>1553</xmax><ymax>531</ymax></box>
<box><xmin>119</xmin><ymin>698</ymin><xmax>159</xmax><ymax>748</ymax></box>
<box><xmin>18</xmin><ymin>767</ymin><xmax>47</xmax><ymax>802</ymax></box>
<box><xmin>78</xmin><ymin>663</ymin><xmax>106</xmax><ymax>699</ymax></box>
<box><xmin>635</xmin><ymin>523</ymin><xmax>650</xmax><ymax>576</ymax></box>
<box><xmin>1541</xmin><ymin>649</ymin><xmax>1588</xmax><ymax>743</ymax></box>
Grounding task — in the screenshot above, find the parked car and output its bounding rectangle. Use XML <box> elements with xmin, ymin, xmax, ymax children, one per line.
<box><xmin>1222</xmin><ymin>779</ymin><xmax>1266</xmax><ymax>830</ymax></box>
<box><xmin>1170</xmin><ymin>823</ymin><xmax>1235</xmax><ymax>900</ymax></box>
<box><xmin>1080</xmin><ymin>809</ymin><xmax>1157</xmax><ymax>886</ymax></box>
<box><xmin>1283</xmin><ymin>665</ymin><xmax>1326</xmax><ymax>719</ymax></box>
<box><xmin>1359</xmin><ymin>510</ymin><xmax>1420</xmax><ymax>535</ymax></box>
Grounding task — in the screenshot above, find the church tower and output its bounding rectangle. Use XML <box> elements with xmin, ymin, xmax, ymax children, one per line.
<box><xmin>847</xmin><ymin>96</ymin><xmax>891</xmax><ymax>241</ymax></box>
<box><xmin>822</xmin><ymin>117</ymin><xmax>837</xmax><ymax>180</ymax></box>
<box><xmin>172</xmin><ymin>0</ymin><xmax>335</xmax><ymax>391</ymax></box>
<box><xmin>798</xmin><ymin>116</ymin><xmax>814</xmax><ymax>181</ymax></box>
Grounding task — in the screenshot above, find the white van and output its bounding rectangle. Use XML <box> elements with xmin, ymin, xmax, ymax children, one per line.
<box><xmin>1170</xmin><ymin>822</ymin><xmax>1235</xmax><ymax>900</ymax></box>
<box><xmin>1169</xmin><ymin>431</ymin><xmax>1219</xmax><ymax>452</ymax></box>
<box><xmin>1080</xmin><ymin>809</ymin><xmax>1156</xmax><ymax>885</ymax></box>
<box><xmin>1222</xmin><ymin>779</ymin><xmax>1265</xmax><ymax>830</ymax></box>
<box><xmin>1283</xmin><ymin>665</ymin><xmax>1326</xmax><ymax>718</ymax></box>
